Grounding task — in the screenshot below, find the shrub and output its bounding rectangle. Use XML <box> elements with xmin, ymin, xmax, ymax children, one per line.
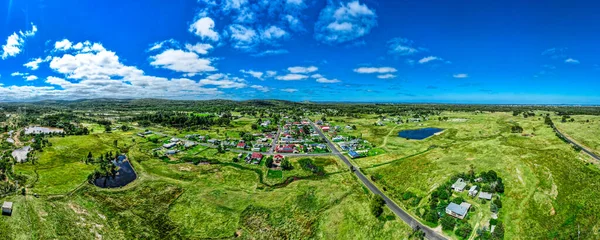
<box><xmin>370</xmin><ymin>194</ymin><xmax>386</xmax><ymax>218</ymax></box>
<box><xmin>440</xmin><ymin>215</ymin><xmax>456</xmax><ymax>231</ymax></box>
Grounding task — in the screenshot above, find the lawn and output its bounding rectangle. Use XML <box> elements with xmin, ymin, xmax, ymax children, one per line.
<box><xmin>553</xmin><ymin>115</ymin><xmax>600</xmax><ymax>155</ymax></box>
<box><xmin>361</xmin><ymin>111</ymin><xmax>600</xmax><ymax>239</ymax></box>
<box><xmin>14</xmin><ymin>132</ymin><xmax>136</xmax><ymax>195</ymax></box>
<box><xmin>2</xmin><ymin>127</ymin><xmax>413</xmax><ymax>239</ymax></box>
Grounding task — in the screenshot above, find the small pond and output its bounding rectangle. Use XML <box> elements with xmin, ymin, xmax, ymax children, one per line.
<box><xmin>12</xmin><ymin>146</ymin><xmax>31</xmax><ymax>163</ymax></box>
<box><xmin>93</xmin><ymin>155</ymin><xmax>137</xmax><ymax>188</ymax></box>
<box><xmin>25</xmin><ymin>126</ymin><xmax>64</xmax><ymax>135</ymax></box>
<box><xmin>398</xmin><ymin>128</ymin><xmax>444</xmax><ymax>140</ymax></box>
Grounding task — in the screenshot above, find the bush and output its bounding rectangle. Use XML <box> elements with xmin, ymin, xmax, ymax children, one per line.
<box><xmin>493</xmin><ymin>197</ymin><xmax>502</xmax><ymax>208</ymax></box>
<box><xmin>454</xmin><ymin>221</ymin><xmax>473</xmax><ymax>238</ymax></box>
<box><xmin>440</xmin><ymin>215</ymin><xmax>456</xmax><ymax>231</ymax></box>
<box><xmin>452</xmin><ymin>197</ymin><xmax>465</xmax><ymax>204</ymax></box>
<box><xmin>370</xmin><ymin>194</ymin><xmax>386</xmax><ymax>218</ymax></box>
<box><xmin>403</xmin><ymin>191</ymin><xmax>415</xmax><ymax>200</ymax></box>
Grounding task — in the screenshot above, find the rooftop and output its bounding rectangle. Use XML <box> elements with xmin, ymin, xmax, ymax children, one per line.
<box><xmin>2</xmin><ymin>202</ymin><xmax>13</xmax><ymax>209</ymax></box>
<box><xmin>446</xmin><ymin>202</ymin><xmax>469</xmax><ymax>216</ymax></box>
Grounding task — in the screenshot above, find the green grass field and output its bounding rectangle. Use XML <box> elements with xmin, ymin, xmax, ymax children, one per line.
<box><xmin>3</xmin><ymin>111</ymin><xmax>600</xmax><ymax>239</ymax></box>
<box><xmin>553</xmin><ymin>115</ymin><xmax>600</xmax><ymax>155</ymax></box>
<box><xmin>356</xmin><ymin>111</ymin><xmax>600</xmax><ymax>239</ymax></box>
<box><xmin>1</xmin><ymin>128</ymin><xmax>412</xmax><ymax>239</ymax></box>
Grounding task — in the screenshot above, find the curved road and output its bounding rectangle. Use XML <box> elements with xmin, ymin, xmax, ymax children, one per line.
<box><xmin>311</xmin><ymin>121</ymin><xmax>447</xmax><ymax>240</ymax></box>
<box><xmin>552</xmin><ymin>125</ymin><xmax>600</xmax><ymax>161</ymax></box>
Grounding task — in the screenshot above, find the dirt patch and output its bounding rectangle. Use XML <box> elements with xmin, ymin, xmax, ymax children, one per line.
<box><xmin>515</xmin><ymin>168</ymin><xmax>524</xmax><ymax>185</ymax></box>
<box><xmin>550</xmin><ymin>206</ymin><xmax>556</xmax><ymax>216</ymax></box>
<box><xmin>68</xmin><ymin>203</ymin><xmax>88</xmax><ymax>215</ymax></box>
<box><xmin>178</xmin><ymin>166</ymin><xmax>192</xmax><ymax>172</ymax></box>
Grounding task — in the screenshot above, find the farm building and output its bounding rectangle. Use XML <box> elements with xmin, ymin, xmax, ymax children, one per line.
<box><xmin>163</xmin><ymin>142</ymin><xmax>177</xmax><ymax>149</ymax></box>
<box><xmin>2</xmin><ymin>202</ymin><xmax>13</xmax><ymax>216</ymax></box>
<box><xmin>479</xmin><ymin>192</ymin><xmax>493</xmax><ymax>200</ymax></box>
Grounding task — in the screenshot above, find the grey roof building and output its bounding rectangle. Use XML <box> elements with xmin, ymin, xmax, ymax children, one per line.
<box><xmin>446</xmin><ymin>202</ymin><xmax>471</xmax><ymax>219</ymax></box>
<box><xmin>452</xmin><ymin>178</ymin><xmax>467</xmax><ymax>192</ymax></box>
<box><xmin>479</xmin><ymin>192</ymin><xmax>493</xmax><ymax>200</ymax></box>
<box><xmin>2</xmin><ymin>202</ymin><xmax>13</xmax><ymax>216</ymax></box>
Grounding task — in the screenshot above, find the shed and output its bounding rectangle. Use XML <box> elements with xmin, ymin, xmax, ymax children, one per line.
<box><xmin>2</xmin><ymin>202</ymin><xmax>13</xmax><ymax>216</ymax></box>
<box><xmin>479</xmin><ymin>192</ymin><xmax>493</xmax><ymax>200</ymax></box>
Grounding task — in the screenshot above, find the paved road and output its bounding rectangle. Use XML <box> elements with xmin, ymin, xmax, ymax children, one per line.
<box><xmin>311</xmin><ymin>121</ymin><xmax>447</xmax><ymax>240</ymax></box>
<box><xmin>198</xmin><ymin>143</ymin><xmax>333</xmax><ymax>157</ymax></box>
<box><xmin>552</xmin><ymin>125</ymin><xmax>600</xmax><ymax>161</ymax></box>
<box><xmin>269</xmin><ymin>127</ymin><xmax>282</xmax><ymax>154</ymax></box>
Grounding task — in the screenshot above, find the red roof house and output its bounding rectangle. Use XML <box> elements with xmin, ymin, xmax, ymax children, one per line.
<box><xmin>251</xmin><ymin>152</ymin><xmax>263</xmax><ymax>160</ymax></box>
<box><xmin>236</xmin><ymin>142</ymin><xmax>246</xmax><ymax>148</ymax></box>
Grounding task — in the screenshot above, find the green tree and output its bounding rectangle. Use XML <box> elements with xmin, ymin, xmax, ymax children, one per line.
<box><xmin>440</xmin><ymin>215</ymin><xmax>456</xmax><ymax>231</ymax></box>
<box><xmin>370</xmin><ymin>194</ymin><xmax>385</xmax><ymax>218</ymax></box>
<box><xmin>492</xmin><ymin>221</ymin><xmax>505</xmax><ymax>239</ymax></box>
<box><xmin>493</xmin><ymin>197</ymin><xmax>502</xmax><ymax>208</ymax></box>
<box><xmin>281</xmin><ymin>159</ymin><xmax>293</xmax><ymax>170</ymax></box>
<box><xmin>265</xmin><ymin>157</ymin><xmax>274</xmax><ymax>168</ymax></box>
<box><xmin>455</xmin><ymin>221</ymin><xmax>473</xmax><ymax>239</ymax></box>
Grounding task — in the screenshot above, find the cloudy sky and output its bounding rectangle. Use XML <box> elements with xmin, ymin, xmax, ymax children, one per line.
<box><xmin>1</xmin><ymin>0</ymin><xmax>599</xmax><ymax>103</ymax></box>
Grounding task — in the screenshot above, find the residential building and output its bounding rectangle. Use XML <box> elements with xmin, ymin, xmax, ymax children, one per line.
<box><xmin>236</xmin><ymin>142</ymin><xmax>247</xmax><ymax>149</ymax></box>
<box><xmin>348</xmin><ymin>150</ymin><xmax>361</xmax><ymax>158</ymax></box>
<box><xmin>468</xmin><ymin>186</ymin><xmax>478</xmax><ymax>197</ymax></box>
<box><xmin>446</xmin><ymin>202</ymin><xmax>471</xmax><ymax>219</ymax></box>
<box><xmin>163</xmin><ymin>142</ymin><xmax>177</xmax><ymax>149</ymax></box>
<box><xmin>452</xmin><ymin>178</ymin><xmax>467</xmax><ymax>192</ymax></box>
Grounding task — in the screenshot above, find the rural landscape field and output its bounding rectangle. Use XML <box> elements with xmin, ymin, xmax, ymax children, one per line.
<box><xmin>0</xmin><ymin>100</ymin><xmax>598</xmax><ymax>239</ymax></box>
<box><xmin>2</xmin><ymin>0</ymin><xmax>599</xmax><ymax>239</ymax></box>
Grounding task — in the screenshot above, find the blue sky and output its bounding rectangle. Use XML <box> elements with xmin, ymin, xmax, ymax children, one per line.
<box><xmin>1</xmin><ymin>0</ymin><xmax>599</xmax><ymax>104</ymax></box>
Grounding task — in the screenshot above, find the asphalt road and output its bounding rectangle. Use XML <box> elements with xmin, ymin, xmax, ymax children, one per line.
<box><xmin>269</xmin><ymin>127</ymin><xmax>282</xmax><ymax>154</ymax></box>
<box><xmin>553</xmin><ymin>125</ymin><xmax>600</xmax><ymax>161</ymax></box>
<box><xmin>311</xmin><ymin>121</ymin><xmax>447</xmax><ymax>240</ymax></box>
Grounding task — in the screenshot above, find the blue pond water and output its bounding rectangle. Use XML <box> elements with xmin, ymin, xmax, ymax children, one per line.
<box><xmin>94</xmin><ymin>155</ymin><xmax>137</xmax><ymax>188</ymax></box>
<box><xmin>398</xmin><ymin>128</ymin><xmax>444</xmax><ymax>140</ymax></box>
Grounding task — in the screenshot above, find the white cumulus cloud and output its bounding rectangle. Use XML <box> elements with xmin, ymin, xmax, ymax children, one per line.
<box><xmin>276</xmin><ymin>73</ymin><xmax>308</xmax><ymax>81</ymax></box>
<box><xmin>149</xmin><ymin>49</ymin><xmax>216</xmax><ymax>76</ymax></box>
<box><xmin>189</xmin><ymin>17</ymin><xmax>220</xmax><ymax>42</ymax></box>
<box><xmin>353</xmin><ymin>67</ymin><xmax>397</xmax><ymax>74</ymax></box>
<box><xmin>314</xmin><ymin>0</ymin><xmax>377</xmax><ymax>44</ymax></box>
<box><xmin>418</xmin><ymin>56</ymin><xmax>442</xmax><ymax>64</ymax></box>
<box><xmin>565</xmin><ymin>58</ymin><xmax>580</xmax><ymax>64</ymax></box>
<box><xmin>288</xmin><ymin>66</ymin><xmax>318</xmax><ymax>74</ymax></box>
<box><xmin>1</xmin><ymin>23</ymin><xmax>38</xmax><ymax>59</ymax></box>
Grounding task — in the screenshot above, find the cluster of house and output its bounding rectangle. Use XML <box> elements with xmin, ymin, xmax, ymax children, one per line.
<box><xmin>160</xmin><ymin>137</ymin><xmax>199</xmax><ymax>155</ymax></box>
<box><xmin>337</xmin><ymin>138</ymin><xmax>370</xmax><ymax>159</ymax></box>
<box><xmin>240</xmin><ymin>152</ymin><xmax>264</xmax><ymax>164</ymax></box>
<box><xmin>237</xmin><ymin>152</ymin><xmax>285</xmax><ymax>167</ymax></box>
<box><xmin>445</xmin><ymin>178</ymin><xmax>496</xmax><ymax>219</ymax></box>
<box><xmin>187</xmin><ymin>132</ymin><xmax>276</xmax><ymax>153</ymax></box>
<box><xmin>136</xmin><ymin>130</ymin><xmax>153</xmax><ymax>138</ymax></box>
<box><xmin>275</xmin><ymin>120</ymin><xmax>328</xmax><ymax>153</ymax></box>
